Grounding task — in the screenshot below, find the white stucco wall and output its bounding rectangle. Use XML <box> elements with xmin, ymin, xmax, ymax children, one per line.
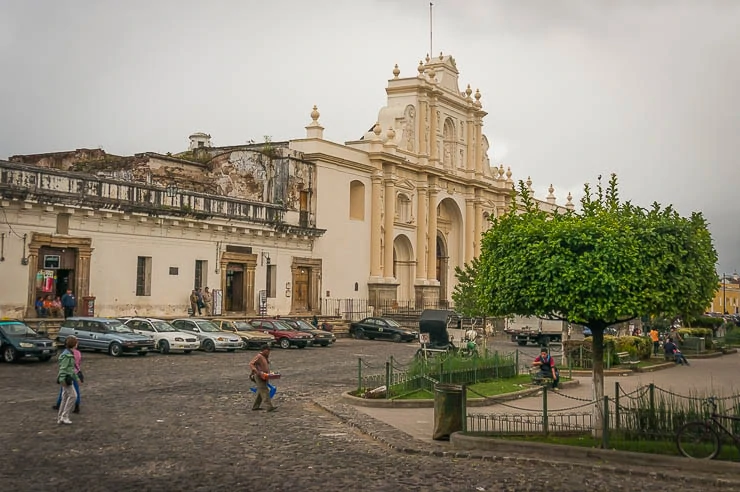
<box><xmin>312</xmin><ymin>161</ymin><xmax>372</xmax><ymax>301</ymax></box>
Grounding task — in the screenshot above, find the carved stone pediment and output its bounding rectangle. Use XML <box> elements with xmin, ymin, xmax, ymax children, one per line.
<box><xmin>395</xmin><ymin>178</ymin><xmax>415</xmax><ymax>191</ymax></box>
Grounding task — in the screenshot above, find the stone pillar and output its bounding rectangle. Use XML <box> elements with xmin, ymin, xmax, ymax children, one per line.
<box><xmin>426</xmin><ymin>185</ymin><xmax>438</xmax><ymax>281</ymax></box>
<box><xmin>76</xmin><ymin>245</ymin><xmax>94</xmax><ymax>300</ymax></box>
<box><xmin>383</xmin><ymin>172</ymin><xmax>396</xmax><ymax>279</ymax></box>
<box><xmin>245</xmin><ymin>263</ymin><xmax>256</xmax><ymax>315</ymax></box>
<box><xmin>474</xmin><ymin>200</ymin><xmax>483</xmax><ymax>257</ymax></box>
<box><xmin>466</xmin><ymin>119</ymin><xmax>474</xmax><ymax>171</ymax></box>
<box><xmin>415</xmin><ymin>181</ymin><xmax>428</xmax><ymax>280</ymax></box>
<box><xmin>465</xmin><ymin>197</ymin><xmax>475</xmax><ymax>263</ymax></box>
<box><xmin>429</xmin><ymin>98</ymin><xmax>438</xmax><ymax>163</ymax></box>
<box><xmin>474</xmin><ymin>121</ymin><xmax>483</xmax><ymax>175</ymax></box>
<box><xmin>418</xmin><ymin>101</ymin><xmax>427</xmax><ymax>155</ymax></box>
<box><xmin>25</xmin><ymin>245</ymin><xmax>39</xmax><ymax>318</ymax></box>
<box><xmin>369</xmin><ymin>173</ymin><xmax>383</xmax><ymax>278</ymax></box>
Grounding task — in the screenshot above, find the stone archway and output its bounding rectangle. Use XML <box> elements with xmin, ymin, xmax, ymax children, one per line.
<box><xmin>436</xmin><ymin>197</ymin><xmax>464</xmax><ymax>302</ymax></box>
<box><xmin>392</xmin><ymin>234</ymin><xmax>414</xmax><ymax>302</ymax></box>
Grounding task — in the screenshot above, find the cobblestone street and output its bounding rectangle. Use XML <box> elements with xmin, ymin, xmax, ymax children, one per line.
<box><xmin>0</xmin><ymin>339</ymin><xmax>735</xmax><ymax>491</ymax></box>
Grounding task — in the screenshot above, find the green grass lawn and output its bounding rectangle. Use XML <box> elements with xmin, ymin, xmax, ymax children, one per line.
<box><xmin>489</xmin><ymin>433</ymin><xmax>740</xmax><ymax>461</ymax></box>
<box><xmin>391</xmin><ymin>374</ymin><xmax>569</xmax><ymax>400</ymax></box>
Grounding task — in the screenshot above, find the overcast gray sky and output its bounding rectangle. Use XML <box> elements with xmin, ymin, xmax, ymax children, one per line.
<box><xmin>1</xmin><ymin>0</ymin><xmax>738</xmax><ymax>274</ymax></box>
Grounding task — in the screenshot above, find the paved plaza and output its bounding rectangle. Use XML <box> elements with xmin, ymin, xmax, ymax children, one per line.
<box><xmin>1</xmin><ymin>338</ymin><xmax>738</xmax><ymax>491</ymax></box>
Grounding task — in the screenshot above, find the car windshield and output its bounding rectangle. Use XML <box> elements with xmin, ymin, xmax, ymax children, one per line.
<box><xmin>0</xmin><ymin>322</ymin><xmax>37</xmax><ymax>337</ymax></box>
<box><xmin>196</xmin><ymin>321</ymin><xmax>222</xmax><ymax>333</ymax></box>
<box><xmin>152</xmin><ymin>321</ymin><xmax>177</xmax><ymax>333</ymax></box>
<box><xmin>105</xmin><ymin>321</ymin><xmax>134</xmax><ymax>333</ymax></box>
<box><xmin>272</xmin><ymin>321</ymin><xmax>295</xmax><ymax>331</ymax></box>
<box><xmin>294</xmin><ymin>320</ymin><xmax>314</xmax><ymax>330</ymax></box>
<box><xmin>234</xmin><ymin>322</ymin><xmax>257</xmax><ymax>331</ymax></box>
<box><xmin>385</xmin><ymin>319</ymin><xmax>401</xmax><ymax>328</ymax></box>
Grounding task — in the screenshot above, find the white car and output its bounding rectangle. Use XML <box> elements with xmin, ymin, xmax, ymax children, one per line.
<box><xmin>171</xmin><ymin>319</ymin><xmax>244</xmax><ymax>352</ymax></box>
<box><xmin>124</xmin><ymin>318</ymin><xmax>201</xmax><ymax>354</ymax></box>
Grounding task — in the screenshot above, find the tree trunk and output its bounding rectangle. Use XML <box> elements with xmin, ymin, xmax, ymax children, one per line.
<box><xmin>591</xmin><ymin>325</ymin><xmax>605</xmax><ymax>439</ymax></box>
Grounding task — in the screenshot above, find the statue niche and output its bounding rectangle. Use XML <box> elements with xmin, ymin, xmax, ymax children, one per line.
<box><xmin>403</xmin><ymin>105</ymin><xmax>416</xmax><ymax>152</ymax></box>
<box><xmin>442</xmin><ymin>117</ymin><xmax>456</xmax><ymax>169</ymax></box>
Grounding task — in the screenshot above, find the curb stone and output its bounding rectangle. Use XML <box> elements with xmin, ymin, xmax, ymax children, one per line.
<box><xmin>312</xmin><ymin>396</ymin><xmax>740</xmax><ymax>488</ymax></box>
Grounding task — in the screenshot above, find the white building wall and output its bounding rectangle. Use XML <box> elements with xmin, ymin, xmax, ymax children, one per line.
<box><xmin>312</xmin><ymin>161</ymin><xmax>372</xmax><ymax>301</ymax></box>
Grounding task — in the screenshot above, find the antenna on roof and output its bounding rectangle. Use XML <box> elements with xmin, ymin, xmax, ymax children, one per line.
<box><xmin>429</xmin><ymin>2</ymin><xmax>434</xmax><ymax>57</ymax></box>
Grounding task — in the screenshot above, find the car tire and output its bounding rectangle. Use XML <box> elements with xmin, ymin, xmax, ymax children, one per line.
<box><xmin>279</xmin><ymin>338</ymin><xmax>291</xmax><ymax>349</ymax></box>
<box><xmin>392</xmin><ymin>333</ymin><xmax>402</xmax><ymax>343</ymax></box>
<box><xmin>3</xmin><ymin>346</ymin><xmax>18</xmax><ymax>363</ymax></box>
<box><xmin>159</xmin><ymin>340</ymin><xmax>170</xmax><ymax>354</ymax></box>
<box><xmin>202</xmin><ymin>339</ymin><xmax>216</xmax><ymax>352</ymax></box>
<box><xmin>108</xmin><ymin>342</ymin><xmax>122</xmax><ymax>357</ymax></box>
<box><xmin>353</xmin><ymin>328</ymin><xmax>365</xmax><ymax>340</ymax></box>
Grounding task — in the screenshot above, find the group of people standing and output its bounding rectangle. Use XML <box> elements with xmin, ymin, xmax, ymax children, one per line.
<box><xmin>189</xmin><ymin>287</ymin><xmax>213</xmax><ymax>316</ymax></box>
<box><xmin>35</xmin><ymin>289</ymin><xmax>77</xmax><ymax>319</ymax></box>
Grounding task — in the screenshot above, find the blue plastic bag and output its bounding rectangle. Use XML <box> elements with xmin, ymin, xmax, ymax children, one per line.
<box><xmin>250</xmin><ymin>383</ymin><xmax>277</xmax><ymax>399</ymax></box>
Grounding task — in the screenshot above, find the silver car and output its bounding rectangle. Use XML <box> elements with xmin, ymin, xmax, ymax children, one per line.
<box><xmin>171</xmin><ymin>319</ymin><xmax>243</xmax><ymax>352</ymax></box>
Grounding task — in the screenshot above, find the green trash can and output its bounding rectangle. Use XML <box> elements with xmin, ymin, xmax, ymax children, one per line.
<box><xmin>433</xmin><ymin>383</ymin><xmax>466</xmax><ymax>441</ymax></box>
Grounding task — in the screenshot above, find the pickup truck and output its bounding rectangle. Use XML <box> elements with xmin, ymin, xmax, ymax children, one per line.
<box><xmin>505</xmin><ymin>316</ymin><xmax>567</xmax><ymax>346</ymax></box>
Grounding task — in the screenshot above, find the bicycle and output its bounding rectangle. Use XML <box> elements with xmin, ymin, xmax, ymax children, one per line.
<box><xmin>676</xmin><ymin>396</ymin><xmax>740</xmax><ymax>459</ymax></box>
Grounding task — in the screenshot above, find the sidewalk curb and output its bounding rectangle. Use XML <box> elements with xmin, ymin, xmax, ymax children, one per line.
<box><xmin>312</xmin><ymin>397</ymin><xmax>740</xmax><ymax>488</ymax></box>
<box><xmin>341</xmin><ymin>380</ymin><xmax>580</xmax><ymax>408</ymax></box>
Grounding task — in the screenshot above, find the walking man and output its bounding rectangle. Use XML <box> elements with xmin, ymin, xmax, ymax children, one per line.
<box><xmin>249</xmin><ymin>345</ymin><xmax>276</xmax><ymax>412</ymax></box>
<box><xmin>61</xmin><ymin>289</ymin><xmax>76</xmax><ymax>319</ymax></box>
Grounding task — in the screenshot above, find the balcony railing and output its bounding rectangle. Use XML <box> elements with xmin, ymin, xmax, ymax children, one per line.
<box><xmin>0</xmin><ymin>160</ymin><xmax>325</xmax><ymax>237</ymax></box>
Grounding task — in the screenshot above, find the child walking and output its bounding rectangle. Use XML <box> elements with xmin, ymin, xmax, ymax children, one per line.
<box><xmin>53</xmin><ymin>341</ymin><xmax>83</xmax><ymax>413</ymax></box>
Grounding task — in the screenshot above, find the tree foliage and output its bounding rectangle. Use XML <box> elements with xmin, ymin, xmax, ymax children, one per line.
<box><xmin>452</xmin><ymin>257</ymin><xmax>488</xmax><ymax>318</ymax></box>
<box><xmin>476</xmin><ymin>174</ymin><xmax>718</xmax><ymax>328</ymax></box>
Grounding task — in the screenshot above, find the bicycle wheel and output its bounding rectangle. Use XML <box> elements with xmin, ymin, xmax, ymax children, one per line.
<box><xmin>676</xmin><ymin>421</ymin><xmax>720</xmax><ymax>459</ymax></box>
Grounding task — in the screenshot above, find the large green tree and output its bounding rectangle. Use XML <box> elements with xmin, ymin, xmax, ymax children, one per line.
<box><xmin>476</xmin><ymin>174</ymin><xmax>718</xmax><ymax>435</ymax></box>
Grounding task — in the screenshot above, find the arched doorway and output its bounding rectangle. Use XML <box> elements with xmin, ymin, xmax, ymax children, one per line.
<box><xmin>436</xmin><ymin>197</ymin><xmax>464</xmax><ymax>302</ymax></box>
<box><xmin>393</xmin><ymin>234</ymin><xmax>415</xmax><ymax>302</ymax></box>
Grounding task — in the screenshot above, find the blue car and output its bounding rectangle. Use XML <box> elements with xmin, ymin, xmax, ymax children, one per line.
<box><xmin>0</xmin><ymin>320</ymin><xmax>56</xmax><ymax>363</ymax></box>
<box><xmin>57</xmin><ymin>317</ymin><xmax>155</xmax><ymax>357</ymax></box>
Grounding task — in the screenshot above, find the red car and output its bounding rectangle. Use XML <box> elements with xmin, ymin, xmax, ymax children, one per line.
<box><xmin>249</xmin><ymin>319</ymin><xmax>313</xmax><ymax>349</ymax></box>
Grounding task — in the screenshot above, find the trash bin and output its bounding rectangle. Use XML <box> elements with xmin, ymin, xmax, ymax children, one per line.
<box><xmin>433</xmin><ymin>383</ymin><xmax>466</xmax><ymax>441</ymax></box>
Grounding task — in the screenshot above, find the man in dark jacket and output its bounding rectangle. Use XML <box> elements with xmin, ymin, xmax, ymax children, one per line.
<box><xmin>61</xmin><ymin>290</ymin><xmax>76</xmax><ymax>319</ymax></box>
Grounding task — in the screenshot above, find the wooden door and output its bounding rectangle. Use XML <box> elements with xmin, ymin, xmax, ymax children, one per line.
<box><xmin>293</xmin><ymin>267</ymin><xmax>310</xmax><ymax>312</ymax></box>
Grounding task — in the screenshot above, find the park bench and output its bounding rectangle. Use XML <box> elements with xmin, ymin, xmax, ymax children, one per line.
<box><xmin>616</xmin><ymin>351</ymin><xmax>640</xmax><ymax>369</ymax></box>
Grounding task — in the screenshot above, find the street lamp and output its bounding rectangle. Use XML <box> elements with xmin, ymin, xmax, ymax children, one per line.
<box><xmin>721</xmin><ymin>272</ymin><xmax>739</xmax><ymax>315</ymax></box>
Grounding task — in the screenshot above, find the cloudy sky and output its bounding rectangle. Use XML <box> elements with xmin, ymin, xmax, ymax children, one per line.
<box><xmin>1</xmin><ymin>0</ymin><xmax>738</xmax><ymax>273</ymax></box>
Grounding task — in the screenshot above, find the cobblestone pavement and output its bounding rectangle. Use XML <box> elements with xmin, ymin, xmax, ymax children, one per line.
<box><xmin>0</xmin><ymin>339</ymin><xmax>735</xmax><ymax>491</ymax></box>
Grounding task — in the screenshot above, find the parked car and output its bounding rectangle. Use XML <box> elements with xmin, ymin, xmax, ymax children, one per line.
<box><xmin>211</xmin><ymin>319</ymin><xmax>275</xmax><ymax>349</ymax></box>
<box><xmin>582</xmin><ymin>326</ymin><xmax>617</xmax><ymax>337</ymax></box>
<box><xmin>171</xmin><ymin>319</ymin><xmax>243</xmax><ymax>352</ymax></box>
<box><xmin>349</xmin><ymin>317</ymin><xmax>418</xmax><ymax>342</ymax></box>
<box><xmin>123</xmin><ymin>318</ymin><xmax>200</xmax><ymax>354</ymax></box>
<box><xmin>281</xmin><ymin>319</ymin><xmax>336</xmax><ymax>347</ymax></box>
<box><xmin>249</xmin><ymin>319</ymin><xmax>313</xmax><ymax>349</ymax></box>
<box><xmin>57</xmin><ymin>317</ymin><xmax>155</xmax><ymax>357</ymax></box>
<box><xmin>0</xmin><ymin>320</ymin><xmax>56</xmax><ymax>362</ymax></box>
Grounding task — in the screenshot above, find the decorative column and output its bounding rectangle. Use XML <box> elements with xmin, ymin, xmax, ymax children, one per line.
<box><xmin>369</xmin><ymin>173</ymin><xmax>383</xmax><ymax>278</ymax></box>
<box><xmin>474</xmin><ymin>199</ymin><xmax>483</xmax><ymax>257</ymax></box>
<box><xmin>418</xmin><ymin>101</ymin><xmax>427</xmax><ymax>155</ymax></box>
<box><xmin>415</xmin><ymin>180</ymin><xmax>428</xmax><ymax>280</ymax></box>
<box><xmin>426</xmin><ymin>184</ymin><xmax>438</xmax><ymax>281</ymax></box>
<box><xmin>474</xmin><ymin>121</ymin><xmax>483</xmax><ymax>175</ymax></box>
<box><xmin>466</xmin><ymin>119</ymin><xmax>474</xmax><ymax>171</ymax></box>
<box><xmin>245</xmin><ymin>263</ymin><xmax>256</xmax><ymax>314</ymax></box>
<box><xmin>383</xmin><ymin>171</ymin><xmax>396</xmax><ymax>279</ymax></box>
<box><xmin>429</xmin><ymin>96</ymin><xmax>439</xmax><ymax>164</ymax></box>
<box><xmin>25</xmin><ymin>244</ymin><xmax>40</xmax><ymax>318</ymax></box>
<box><xmin>465</xmin><ymin>197</ymin><xmax>475</xmax><ymax>263</ymax></box>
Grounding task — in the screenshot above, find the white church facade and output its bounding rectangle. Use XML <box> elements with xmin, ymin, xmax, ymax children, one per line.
<box><xmin>0</xmin><ymin>54</ymin><xmax>572</xmax><ymax>319</ymax></box>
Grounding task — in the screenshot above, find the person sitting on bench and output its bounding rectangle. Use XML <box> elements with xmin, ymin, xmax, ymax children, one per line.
<box><xmin>533</xmin><ymin>348</ymin><xmax>559</xmax><ymax>389</ymax></box>
<box><xmin>664</xmin><ymin>337</ymin><xmax>690</xmax><ymax>366</ymax></box>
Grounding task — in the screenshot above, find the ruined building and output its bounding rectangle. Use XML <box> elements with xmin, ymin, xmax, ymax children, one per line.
<box><xmin>0</xmin><ymin>54</ymin><xmax>573</xmax><ymax>318</ymax></box>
